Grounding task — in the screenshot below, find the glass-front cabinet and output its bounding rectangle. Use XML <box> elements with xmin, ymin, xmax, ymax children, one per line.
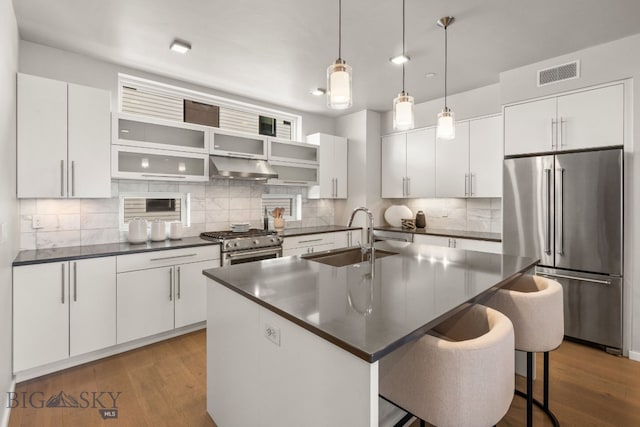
<box><xmin>268</xmin><ymin>138</ymin><xmax>319</xmax><ymax>164</ymax></box>
<box><xmin>210</xmin><ymin>128</ymin><xmax>268</xmax><ymax>159</ymax></box>
<box><xmin>113</xmin><ymin>113</ymin><xmax>209</xmax><ymax>154</ymax></box>
<box><xmin>268</xmin><ymin>161</ymin><xmax>319</xmax><ymax>186</ymax></box>
<box><xmin>111</xmin><ymin>145</ymin><xmax>209</xmax><ymax>181</ymax></box>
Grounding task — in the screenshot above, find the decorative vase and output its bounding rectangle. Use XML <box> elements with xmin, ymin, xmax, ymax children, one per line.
<box><xmin>415</xmin><ymin>211</ymin><xmax>426</xmax><ymax>228</ymax></box>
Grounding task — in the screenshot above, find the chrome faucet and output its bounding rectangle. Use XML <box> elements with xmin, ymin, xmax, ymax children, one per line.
<box><xmin>347</xmin><ymin>207</ymin><xmax>375</xmax><ymax>259</ymax></box>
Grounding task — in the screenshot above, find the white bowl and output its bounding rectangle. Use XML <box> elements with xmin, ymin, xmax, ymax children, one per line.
<box><xmin>384</xmin><ymin>205</ymin><xmax>413</xmax><ymax>228</ymax></box>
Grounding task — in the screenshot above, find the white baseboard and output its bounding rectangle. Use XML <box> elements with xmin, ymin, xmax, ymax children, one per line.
<box><xmin>629</xmin><ymin>350</ymin><xmax>640</xmax><ymax>362</ymax></box>
<box><xmin>1</xmin><ymin>378</ymin><xmax>16</xmax><ymax>427</ymax></box>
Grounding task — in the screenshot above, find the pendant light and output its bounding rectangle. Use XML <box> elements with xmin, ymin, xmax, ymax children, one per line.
<box><xmin>436</xmin><ymin>16</ymin><xmax>455</xmax><ymax>140</ymax></box>
<box><xmin>393</xmin><ymin>0</ymin><xmax>414</xmax><ymax>131</ymax></box>
<box><xmin>327</xmin><ymin>0</ymin><xmax>352</xmax><ymax>109</ymax></box>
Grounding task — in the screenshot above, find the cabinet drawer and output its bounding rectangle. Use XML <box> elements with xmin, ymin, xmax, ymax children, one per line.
<box><xmin>117</xmin><ymin>245</ymin><xmax>220</xmax><ymax>273</ymax></box>
<box><xmin>282</xmin><ymin>233</ymin><xmax>335</xmax><ymax>250</ymax></box>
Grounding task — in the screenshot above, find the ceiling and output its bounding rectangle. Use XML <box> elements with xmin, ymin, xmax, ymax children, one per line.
<box><xmin>13</xmin><ymin>0</ymin><xmax>640</xmax><ymax>117</ymax></box>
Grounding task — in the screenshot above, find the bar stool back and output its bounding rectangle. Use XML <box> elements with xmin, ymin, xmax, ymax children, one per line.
<box><xmin>484</xmin><ymin>274</ymin><xmax>564</xmax><ymax>427</ymax></box>
<box><xmin>379</xmin><ymin>304</ymin><xmax>515</xmax><ymax>427</ymax></box>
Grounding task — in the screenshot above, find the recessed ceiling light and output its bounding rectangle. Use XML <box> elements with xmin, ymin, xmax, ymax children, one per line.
<box><xmin>170</xmin><ymin>39</ymin><xmax>191</xmax><ymax>54</ymax></box>
<box><xmin>425</xmin><ymin>72</ymin><xmax>437</xmax><ymax>78</ymax></box>
<box><xmin>310</xmin><ymin>88</ymin><xmax>326</xmax><ymax>96</ymax></box>
<box><xmin>390</xmin><ymin>54</ymin><xmax>411</xmax><ymax>65</ymax></box>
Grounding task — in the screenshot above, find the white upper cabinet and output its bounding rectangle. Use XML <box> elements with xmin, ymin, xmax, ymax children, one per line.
<box><xmin>381</xmin><ymin>129</ymin><xmax>435</xmax><ymax>199</ymax></box>
<box><xmin>381</xmin><ymin>133</ymin><xmax>407</xmax><ymax>198</ymax></box>
<box><xmin>17</xmin><ymin>74</ymin><xmax>112</xmax><ymax>198</ymax></box>
<box><xmin>435</xmin><ymin>121</ymin><xmax>470</xmax><ymax>198</ymax></box>
<box><xmin>436</xmin><ymin>117</ymin><xmax>502</xmax><ymax>198</ymax></box>
<box><xmin>504</xmin><ymin>83</ymin><xmax>624</xmax><ymax>156</ymax></box>
<box><xmin>469</xmin><ymin>115</ymin><xmax>503</xmax><ymax>198</ymax></box>
<box><xmin>307</xmin><ymin>133</ymin><xmax>348</xmax><ymax>199</ymax></box>
<box><xmin>68</xmin><ymin>84</ymin><xmax>112</xmax><ymax>198</ymax></box>
<box><xmin>556</xmin><ymin>84</ymin><xmax>624</xmax><ymax>151</ymax></box>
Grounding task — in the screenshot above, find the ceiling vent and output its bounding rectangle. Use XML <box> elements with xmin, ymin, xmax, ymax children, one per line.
<box><xmin>537</xmin><ymin>61</ymin><xmax>580</xmax><ymax>87</ymax></box>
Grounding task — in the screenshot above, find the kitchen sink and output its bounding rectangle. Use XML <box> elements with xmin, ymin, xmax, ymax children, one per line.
<box><xmin>302</xmin><ymin>247</ymin><xmax>398</xmax><ymax>267</ymax></box>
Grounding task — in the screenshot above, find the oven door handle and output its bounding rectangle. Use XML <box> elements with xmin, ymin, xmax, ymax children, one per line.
<box><xmin>226</xmin><ymin>247</ymin><xmax>282</xmax><ymax>259</ymax></box>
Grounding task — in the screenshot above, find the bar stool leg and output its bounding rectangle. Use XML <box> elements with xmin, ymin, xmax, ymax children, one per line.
<box><xmin>419</xmin><ymin>420</ymin><xmax>425</xmax><ymax>427</ymax></box>
<box><xmin>527</xmin><ymin>351</ymin><xmax>533</xmax><ymax>427</ymax></box>
<box><xmin>543</xmin><ymin>351</ymin><xmax>550</xmax><ymax>410</ymax></box>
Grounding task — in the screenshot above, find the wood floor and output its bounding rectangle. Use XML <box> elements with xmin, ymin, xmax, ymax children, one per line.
<box><xmin>8</xmin><ymin>331</ymin><xmax>640</xmax><ymax>427</ymax></box>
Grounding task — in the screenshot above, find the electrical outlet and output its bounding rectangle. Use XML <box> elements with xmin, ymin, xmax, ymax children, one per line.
<box><xmin>264</xmin><ymin>323</ymin><xmax>280</xmax><ymax>346</ymax></box>
<box><xmin>32</xmin><ymin>215</ymin><xmax>43</xmax><ymax>229</ymax></box>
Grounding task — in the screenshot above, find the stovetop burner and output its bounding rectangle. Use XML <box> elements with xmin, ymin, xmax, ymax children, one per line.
<box><xmin>200</xmin><ymin>229</ymin><xmax>282</xmax><ymax>252</ymax></box>
<box><xmin>200</xmin><ymin>229</ymin><xmax>275</xmax><ymax>240</ymax></box>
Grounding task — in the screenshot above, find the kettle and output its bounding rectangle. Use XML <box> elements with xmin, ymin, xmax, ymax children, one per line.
<box><xmin>128</xmin><ymin>218</ymin><xmax>148</xmax><ymax>244</ymax></box>
<box><xmin>415</xmin><ymin>211</ymin><xmax>426</xmax><ymax>229</ymax></box>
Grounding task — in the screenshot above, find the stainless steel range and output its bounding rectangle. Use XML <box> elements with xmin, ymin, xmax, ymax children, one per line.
<box><xmin>200</xmin><ymin>229</ymin><xmax>283</xmax><ymax>266</ymax></box>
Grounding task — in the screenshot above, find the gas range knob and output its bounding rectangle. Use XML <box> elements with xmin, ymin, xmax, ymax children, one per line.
<box><xmin>226</xmin><ymin>242</ymin><xmax>232</xmax><ymax>248</ymax></box>
<box><xmin>253</xmin><ymin>240</ymin><xmax>260</xmax><ymax>245</ymax></box>
<box><xmin>233</xmin><ymin>242</ymin><xmax>239</xmax><ymax>247</ymax></box>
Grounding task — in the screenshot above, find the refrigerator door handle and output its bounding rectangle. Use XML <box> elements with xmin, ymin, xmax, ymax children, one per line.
<box><xmin>537</xmin><ymin>272</ymin><xmax>611</xmax><ymax>286</ymax></box>
<box><xmin>556</xmin><ymin>167</ymin><xmax>564</xmax><ymax>255</ymax></box>
<box><xmin>544</xmin><ymin>168</ymin><xmax>552</xmax><ymax>255</ymax></box>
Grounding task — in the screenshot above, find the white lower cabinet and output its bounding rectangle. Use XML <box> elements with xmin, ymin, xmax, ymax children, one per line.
<box><xmin>13</xmin><ymin>257</ymin><xmax>116</xmax><ymax>372</ymax></box>
<box><xmin>413</xmin><ymin>234</ymin><xmax>502</xmax><ymax>254</ymax></box>
<box><xmin>116</xmin><ymin>247</ymin><xmax>219</xmax><ymax>344</ymax></box>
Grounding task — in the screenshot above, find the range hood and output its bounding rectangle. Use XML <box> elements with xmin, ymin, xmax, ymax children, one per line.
<box><xmin>209</xmin><ymin>155</ymin><xmax>278</xmax><ymax>180</ymax></box>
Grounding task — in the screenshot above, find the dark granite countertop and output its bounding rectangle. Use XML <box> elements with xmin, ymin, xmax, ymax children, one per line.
<box><xmin>277</xmin><ymin>225</ymin><xmax>361</xmax><ymax>238</ymax></box>
<box><xmin>203</xmin><ymin>240</ymin><xmax>537</xmax><ymax>362</ymax></box>
<box><xmin>374</xmin><ymin>226</ymin><xmax>501</xmax><ymax>242</ymax></box>
<box><xmin>13</xmin><ymin>237</ymin><xmax>219</xmax><ymax>266</ymax></box>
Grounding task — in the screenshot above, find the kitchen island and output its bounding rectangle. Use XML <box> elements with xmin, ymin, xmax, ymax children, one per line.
<box><xmin>203</xmin><ymin>241</ymin><xmax>538</xmax><ymax>427</ymax></box>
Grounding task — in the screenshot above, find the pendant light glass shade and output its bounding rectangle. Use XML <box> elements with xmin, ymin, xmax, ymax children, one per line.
<box><xmin>436</xmin><ymin>16</ymin><xmax>455</xmax><ymax>140</ymax></box>
<box><xmin>392</xmin><ymin>0</ymin><xmax>413</xmax><ymax>131</ymax></box>
<box><xmin>327</xmin><ymin>59</ymin><xmax>352</xmax><ymax>109</ymax></box>
<box><xmin>393</xmin><ymin>91</ymin><xmax>414</xmax><ymax>131</ymax></box>
<box><xmin>327</xmin><ymin>0</ymin><xmax>352</xmax><ymax>110</ymax></box>
<box><xmin>436</xmin><ymin>108</ymin><xmax>455</xmax><ymax>140</ymax></box>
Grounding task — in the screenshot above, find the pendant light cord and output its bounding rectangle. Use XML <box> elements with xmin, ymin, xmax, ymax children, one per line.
<box><xmin>338</xmin><ymin>0</ymin><xmax>342</xmax><ymax>60</ymax></box>
<box><xmin>402</xmin><ymin>0</ymin><xmax>406</xmax><ymax>92</ymax></box>
<box><xmin>444</xmin><ymin>23</ymin><xmax>448</xmax><ymax>109</ymax></box>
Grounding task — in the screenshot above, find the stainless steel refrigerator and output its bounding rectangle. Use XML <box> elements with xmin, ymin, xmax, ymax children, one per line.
<box><xmin>503</xmin><ymin>147</ymin><xmax>623</xmax><ymax>353</ymax></box>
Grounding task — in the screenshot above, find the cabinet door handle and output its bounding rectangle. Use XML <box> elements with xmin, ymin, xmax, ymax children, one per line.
<box><xmin>177</xmin><ymin>266</ymin><xmax>181</xmax><ymax>299</ymax></box>
<box><xmin>150</xmin><ymin>253</ymin><xmax>197</xmax><ymax>262</ymax></box>
<box><xmin>470</xmin><ymin>173</ymin><xmax>475</xmax><ymax>196</ymax></box>
<box><xmin>551</xmin><ymin>119</ymin><xmax>557</xmax><ymax>149</ymax></box>
<box><xmin>169</xmin><ymin>267</ymin><xmax>173</xmax><ymax>301</ymax></box>
<box><xmin>556</xmin><ymin>167</ymin><xmax>565</xmax><ymax>255</ymax></box>
<box><xmin>402</xmin><ymin>177</ymin><xmax>406</xmax><ymax>196</ymax></box>
<box><xmin>141</xmin><ymin>174</ymin><xmax>187</xmax><ymax>179</ymax></box>
<box><xmin>299</xmin><ymin>238</ymin><xmax>323</xmax><ymax>244</ymax></box>
<box><xmin>464</xmin><ymin>174</ymin><xmax>469</xmax><ymax>197</ymax></box>
<box><xmin>71</xmin><ymin>161</ymin><xmax>76</xmax><ymax>197</ymax></box>
<box><xmin>407</xmin><ymin>177</ymin><xmax>411</xmax><ymax>196</ymax></box>
<box><xmin>60</xmin><ymin>160</ymin><xmax>65</xmax><ymax>197</ymax></box>
<box><xmin>73</xmin><ymin>261</ymin><xmax>77</xmax><ymax>302</ymax></box>
<box><xmin>559</xmin><ymin>117</ymin><xmax>567</xmax><ymax>147</ymax></box>
<box><xmin>282</xmin><ymin>180</ymin><xmax>307</xmax><ymax>185</ymax></box>
<box><xmin>61</xmin><ymin>263</ymin><xmax>65</xmax><ymax>304</ymax></box>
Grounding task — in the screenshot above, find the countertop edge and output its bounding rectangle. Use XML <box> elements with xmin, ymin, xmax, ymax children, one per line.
<box><xmin>13</xmin><ymin>239</ymin><xmax>219</xmax><ymax>267</ymax></box>
<box><xmin>374</xmin><ymin>226</ymin><xmax>502</xmax><ymax>242</ymax></box>
<box><xmin>278</xmin><ymin>226</ymin><xmax>361</xmax><ymax>238</ymax></box>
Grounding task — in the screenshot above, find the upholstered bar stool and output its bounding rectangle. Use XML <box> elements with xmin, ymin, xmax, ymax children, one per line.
<box><xmin>379</xmin><ymin>304</ymin><xmax>515</xmax><ymax>427</ymax></box>
<box><xmin>484</xmin><ymin>274</ymin><xmax>563</xmax><ymax>427</ymax></box>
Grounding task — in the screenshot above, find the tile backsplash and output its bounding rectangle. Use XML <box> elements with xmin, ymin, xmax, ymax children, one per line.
<box><xmin>388</xmin><ymin>198</ymin><xmax>502</xmax><ymax>233</ymax></box>
<box><xmin>19</xmin><ymin>180</ymin><xmax>334</xmax><ymax>250</ymax></box>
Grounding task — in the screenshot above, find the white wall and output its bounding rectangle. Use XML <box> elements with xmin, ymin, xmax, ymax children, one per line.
<box><xmin>380</xmin><ymin>83</ymin><xmax>501</xmax><ymax>136</ymax></box>
<box><xmin>500</xmin><ymin>33</ymin><xmax>640</xmax><ymax>358</ymax></box>
<box><xmin>334</xmin><ymin>110</ymin><xmax>385</xmax><ymax>238</ymax></box>
<box><xmin>18</xmin><ymin>41</ymin><xmax>335</xmax><ymax>138</ymax></box>
<box><xmin>0</xmin><ymin>0</ymin><xmax>19</xmax><ymax>423</ymax></box>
